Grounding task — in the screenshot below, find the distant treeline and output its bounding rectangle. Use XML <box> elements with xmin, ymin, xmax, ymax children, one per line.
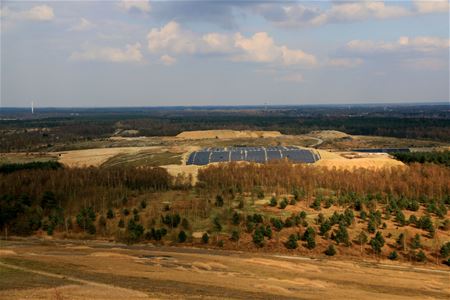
<box><xmin>1</xmin><ymin>112</ymin><xmax>450</xmax><ymax>151</ymax></box>
<box><xmin>392</xmin><ymin>151</ymin><xmax>450</xmax><ymax>167</ymax></box>
<box><xmin>0</xmin><ymin>161</ymin><xmax>62</xmax><ymax>174</ymax></box>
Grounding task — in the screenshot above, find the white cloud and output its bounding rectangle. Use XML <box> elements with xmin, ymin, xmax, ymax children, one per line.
<box><xmin>147</xmin><ymin>21</ymin><xmax>198</xmax><ymax>54</ymax></box>
<box><xmin>160</xmin><ymin>54</ymin><xmax>176</xmax><ymax>66</ymax></box>
<box><xmin>147</xmin><ymin>21</ymin><xmax>316</xmax><ymax>66</ymax></box>
<box><xmin>327</xmin><ymin>58</ymin><xmax>364</xmax><ymax>68</ymax></box>
<box><xmin>346</xmin><ymin>36</ymin><xmax>450</xmax><ymax>54</ymax></box>
<box><xmin>1</xmin><ymin>5</ymin><xmax>54</xmax><ymax>22</ymax></box>
<box><xmin>254</xmin><ymin>0</ymin><xmax>448</xmax><ymax>27</ymax></box>
<box><xmin>119</xmin><ymin>0</ymin><xmax>151</xmax><ymax>13</ymax></box>
<box><xmin>413</xmin><ymin>0</ymin><xmax>450</xmax><ymax>14</ymax></box>
<box><xmin>70</xmin><ymin>43</ymin><xmax>143</xmax><ymax>63</ymax></box>
<box><xmin>69</xmin><ymin>18</ymin><xmax>94</xmax><ymax>32</ymax></box>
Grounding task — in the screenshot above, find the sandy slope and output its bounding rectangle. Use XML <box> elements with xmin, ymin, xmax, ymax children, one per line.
<box><xmin>176</xmin><ymin>130</ymin><xmax>282</xmax><ymax>139</ymax></box>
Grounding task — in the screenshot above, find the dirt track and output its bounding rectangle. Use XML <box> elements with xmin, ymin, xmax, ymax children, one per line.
<box><xmin>0</xmin><ymin>238</ymin><xmax>449</xmax><ymax>299</ymax></box>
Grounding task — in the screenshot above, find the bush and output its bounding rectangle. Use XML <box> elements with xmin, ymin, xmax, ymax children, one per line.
<box><xmin>370</xmin><ymin>231</ymin><xmax>385</xmax><ymax>254</ymax></box>
<box><xmin>231</xmin><ymin>230</ymin><xmax>240</xmax><ymax>242</ymax></box>
<box><xmin>269</xmin><ymin>196</ymin><xmax>277</xmax><ymax>207</ymax></box>
<box><xmin>303</xmin><ymin>226</ymin><xmax>316</xmax><ymax>249</ymax></box>
<box><xmin>252</xmin><ymin>230</ymin><xmax>265</xmax><ymax>247</ymax></box>
<box><xmin>411</xmin><ymin>234</ymin><xmax>422</xmax><ymax>249</ymax></box>
<box><xmin>285</xmin><ymin>234</ymin><xmax>298</xmax><ymax>249</ymax></box>
<box><xmin>118</xmin><ymin>219</ymin><xmax>125</xmax><ymax>228</ymax></box>
<box><xmin>388</xmin><ymin>251</ymin><xmax>398</xmax><ymax>260</ymax></box>
<box><xmin>325</xmin><ymin>244</ymin><xmax>336</xmax><ymax>256</ymax></box>
<box><xmin>416</xmin><ymin>250</ymin><xmax>426</xmax><ymax>262</ymax></box>
<box><xmin>215</xmin><ymin>195</ymin><xmax>224</xmax><ymax>207</ymax></box>
<box><xmin>279</xmin><ymin>199</ymin><xmax>288</xmax><ymax>209</ymax></box>
<box><xmin>232</xmin><ymin>212</ymin><xmax>241</xmax><ymax>225</ymax></box>
<box><xmin>202</xmin><ymin>233</ymin><xmax>209</xmax><ymax>244</ymax></box>
<box><xmin>440</xmin><ymin>242</ymin><xmax>450</xmax><ymax>258</ymax></box>
<box><xmin>140</xmin><ymin>200</ymin><xmax>147</xmax><ymax>209</ymax></box>
<box><xmin>178</xmin><ymin>230</ymin><xmax>187</xmax><ymax>243</ymax></box>
<box><xmin>107</xmin><ymin>208</ymin><xmax>114</xmax><ymax>219</ymax></box>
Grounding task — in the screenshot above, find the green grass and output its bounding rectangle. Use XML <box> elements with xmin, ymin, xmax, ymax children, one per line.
<box><xmin>101</xmin><ymin>151</ymin><xmax>182</xmax><ymax>168</ymax></box>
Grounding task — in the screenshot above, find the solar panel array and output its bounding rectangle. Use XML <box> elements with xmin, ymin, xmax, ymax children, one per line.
<box><xmin>187</xmin><ymin>146</ymin><xmax>320</xmax><ymax>165</ymax></box>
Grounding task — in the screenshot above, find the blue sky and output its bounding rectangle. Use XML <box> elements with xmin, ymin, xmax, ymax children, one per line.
<box><xmin>1</xmin><ymin>0</ymin><xmax>449</xmax><ymax>107</ymax></box>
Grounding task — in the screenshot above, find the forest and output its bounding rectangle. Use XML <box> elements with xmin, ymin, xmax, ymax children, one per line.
<box><xmin>1</xmin><ymin>160</ymin><xmax>449</xmax><ymax>264</ymax></box>
<box><xmin>392</xmin><ymin>151</ymin><xmax>450</xmax><ymax>167</ymax></box>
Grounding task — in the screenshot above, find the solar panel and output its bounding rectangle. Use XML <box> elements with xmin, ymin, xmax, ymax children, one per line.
<box><xmin>246</xmin><ymin>150</ymin><xmax>266</xmax><ymax>163</ymax></box>
<box><xmin>230</xmin><ymin>150</ymin><xmax>245</xmax><ymax>161</ymax></box>
<box><xmin>210</xmin><ymin>151</ymin><xmax>230</xmax><ymax>163</ymax></box>
<box><xmin>193</xmin><ymin>151</ymin><xmax>210</xmax><ymax>165</ymax></box>
<box><xmin>187</xmin><ymin>146</ymin><xmax>319</xmax><ymax>165</ymax></box>
<box><xmin>267</xmin><ymin>150</ymin><xmax>282</xmax><ymax>160</ymax></box>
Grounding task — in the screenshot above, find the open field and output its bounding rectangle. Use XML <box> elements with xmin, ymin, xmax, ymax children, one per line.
<box><xmin>0</xmin><ymin>239</ymin><xmax>449</xmax><ymax>300</ymax></box>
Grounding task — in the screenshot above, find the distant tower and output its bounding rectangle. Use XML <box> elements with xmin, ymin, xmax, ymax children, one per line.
<box><xmin>31</xmin><ymin>101</ymin><xmax>34</xmax><ymax>114</ymax></box>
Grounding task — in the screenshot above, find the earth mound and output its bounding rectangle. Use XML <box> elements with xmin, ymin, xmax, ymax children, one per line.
<box><xmin>176</xmin><ymin>130</ymin><xmax>282</xmax><ymax>140</ymax></box>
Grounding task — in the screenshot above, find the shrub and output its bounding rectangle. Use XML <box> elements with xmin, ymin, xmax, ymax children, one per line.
<box><xmin>271</xmin><ymin>218</ymin><xmax>284</xmax><ymax>231</ymax></box>
<box><xmin>303</xmin><ymin>227</ymin><xmax>316</xmax><ymax>249</ymax></box>
<box><xmin>202</xmin><ymin>233</ymin><xmax>209</xmax><ymax>244</ymax></box>
<box><xmin>118</xmin><ymin>219</ymin><xmax>125</xmax><ymax>228</ymax></box>
<box><xmin>411</xmin><ymin>234</ymin><xmax>422</xmax><ymax>249</ymax></box>
<box><xmin>269</xmin><ymin>196</ymin><xmax>277</xmax><ymax>207</ymax></box>
<box><xmin>416</xmin><ymin>250</ymin><xmax>426</xmax><ymax>262</ymax></box>
<box><xmin>370</xmin><ymin>231</ymin><xmax>385</xmax><ymax>254</ymax></box>
<box><xmin>279</xmin><ymin>199</ymin><xmax>288</xmax><ymax>209</ymax></box>
<box><xmin>285</xmin><ymin>234</ymin><xmax>298</xmax><ymax>249</ymax></box>
<box><xmin>140</xmin><ymin>200</ymin><xmax>147</xmax><ymax>209</ymax></box>
<box><xmin>178</xmin><ymin>230</ymin><xmax>187</xmax><ymax>243</ymax></box>
<box><xmin>252</xmin><ymin>230</ymin><xmax>265</xmax><ymax>247</ymax></box>
<box><xmin>232</xmin><ymin>212</ymin><xmax>241</xmax><ymax>225</ymax></box>
<box><xmin>107</xmin><ymin>208</ymin><xmax>114</xmax><ymax>219</ymax></box>
<box><xmin>388</xmin><ymin>251</ymin><xmax>398</xmax><ymax>260</ymax></box>
<box><xmin>215</xmin><ymin>195</ymin><xmax>224</xmax><ymax>207</ymax></box>
<box><xmin>231</xmin><ymin>230</ymin><xmax>240</xmax><ymax>242</ymax></box>
<box><xmin>325</xmin><ymin>244</ymin><xmax>336</xmax><ymax>256</ymax></box>
<box><xmin>440</xmin><ymin>242</ymin><xmax>450</xmax><ymax>258</ymax></box>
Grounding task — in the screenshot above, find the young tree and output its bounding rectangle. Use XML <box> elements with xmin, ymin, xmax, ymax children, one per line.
<box><xmin>303</xmin><ymin>226</ymin><xmax>316</xmax><ymax>249</ymax></box>
<box><xmin>388</xmin><ymin>251</ymin><xmax>398</xmax><ymax>260</ymax></box>
<box><xmin>232</xmin><ymin>212</ymin><xmax>241</xmax><ymax>225</ymax></box>
<box><xmin>269</xmin><ymin>196</ymin><xmax>277</xmax><ymax>207</ymax></box>
<box><xmin>107</xmin><ymin>208</ymin><xmax>114</xmax><ymax>219</ymax></box>
<box><xmin>215</xmin><ymin>195</ymin><xmax>224</xmax><ymax>207</ymax></box>
<box><xmin>370</xmin><ymin>231</ymin><xmax>385</xmax><ymax>255</ymax></box>
<box><xmin>356</xmin><ymin>230</ymin><xmax>368</xmax><ymax>255</ymax></box>
<box><xmin>285</xmin><ymin>234</ymin><xmax>298</xmax><ymax>249</ymax></box>
<box><xmin>178</xmin><ymin>230</ymin><xmax>187</xmax><ymax>243</ymax></box>
<box><xmin>202</xmin><ymin>232</ymin><xmax>209</xmax><ymax>244</ymax></box>
<box><xmin>335</xmin><ymin>222</ymin><xmax>350</xmax><ymax>246</ymax></box>
<box><xmin>325</xmin><ymin>244</ymin><xmax>336</xmax><ymax>256</ymax></box>
<box><xmin>397</xmin><ymin>233</ymin><xmax>406</xmax><ymax>251</ymax></box>
<box><xmin>411</xmin><ymin>233</ymin><xmax>422</xmax><ymax>249</ymax></box>
<box><xmin>231</xmin><ymin>230</ymin><xmax>240</xmax><ymax>242</ymax></box>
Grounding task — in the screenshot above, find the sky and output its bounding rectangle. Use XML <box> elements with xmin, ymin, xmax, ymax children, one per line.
<box><xmin>1</xmin><ymin>0</ymin><xmax>449</xmax><ymax>107</ymax></box>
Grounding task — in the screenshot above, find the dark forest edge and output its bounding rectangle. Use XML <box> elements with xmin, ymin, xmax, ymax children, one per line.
<box><xmin>0</xmin><ymin>161</ymin><xmax>63</xmax><ymax>174</ymax></box>
<box><xmin>392</xmin><ymin>151</ymin><xmax>450</xmax><ymax>167</ymax></box>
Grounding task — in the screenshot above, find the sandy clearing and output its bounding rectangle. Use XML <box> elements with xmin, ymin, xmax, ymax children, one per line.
<box><xmin>89</xmin><ymin>252</ymin><xmax>135</xmax><ymax>259</ymax></box>
<box><xmin>309</xmin><ymin>130</ymin><xmax>351</xmax><ymax>140</ymax></box>
<box><xmin>162</xmin><ymin>164</ymin><xmax>200</xmax><ymax>184</ymax></box>
<box><xmin>0</xmin><ymin>250</ymin><xmax>17</xmax><ymax>256</ymax></box>
<box><xmin>0</xmin><ymin>284</ymin><xmax>151</xmax><ymax>300</ymax></box>
<box><xmin>314</xmin><ymin>150</ymin><xmax>404</xmax><ymax>170</ymax></box>
<box><xmin>176</xmin><ymin>130</ymin><xmax>282</xmax><ymax>140</ymax></box>
<box><xmin>57</xmin><ymin>147</ymin><xmax>159</xmax><ymax>167</ymax></box>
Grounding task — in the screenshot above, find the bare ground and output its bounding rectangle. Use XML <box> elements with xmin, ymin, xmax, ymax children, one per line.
<box><xmin>0</xmin><ymin>239</ymin><xmax>449</xmax><ymax>300</ymax></box>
